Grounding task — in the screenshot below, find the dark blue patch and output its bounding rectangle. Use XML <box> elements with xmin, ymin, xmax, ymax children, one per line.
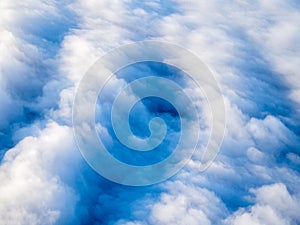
<box><xmin>96</xmin><ymin>61</ymin><xmax>192</xmax><ymax>166</ymax></box>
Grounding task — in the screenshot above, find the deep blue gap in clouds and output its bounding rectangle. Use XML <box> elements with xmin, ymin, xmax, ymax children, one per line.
<box><xmin>74</xmin><ymin>160</ymin><xmax>162</xmax><ymax>225</ymax></box>
<box><xmin>95</xmin><ymin>61</ymin><xmax>202</xmax><ymax>166</ymax></box>
<box><xmin>85</xmin><ymin>61</ymin><xmax>208</xmax><ymax>223</ymax></box>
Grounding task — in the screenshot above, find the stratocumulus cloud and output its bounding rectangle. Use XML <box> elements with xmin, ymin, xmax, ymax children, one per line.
<box><xmin>0</xmin><ymin>0</ymin><xmax>300</xmax><ymax>225</ymax></box>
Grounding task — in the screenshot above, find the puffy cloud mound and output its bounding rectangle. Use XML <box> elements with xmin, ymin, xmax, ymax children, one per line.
<box><xmin>0</xmin><ymin>0</ymin><xmax>75</xmax><ymax>153</ymax></box>
<box><xmin>226</xmin><ymin>183</ymin><xmax>300</xmax><ymax>225</ymax></box>
<box><xmin>0</xmin><ymin>122</ymin><xmax>80</xmax><ymax>225</ymax></box>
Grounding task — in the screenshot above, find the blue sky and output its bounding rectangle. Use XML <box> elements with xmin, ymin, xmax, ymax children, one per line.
<box><xmin>0</xmin><ymin>0</ymin><xmax>300</xmax><ymax>225</ymax></box>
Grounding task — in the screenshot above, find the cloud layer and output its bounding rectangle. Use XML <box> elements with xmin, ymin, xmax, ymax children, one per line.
<box><xmin>0</xmin><ymin>0</ymin><xmax>300</xmax><ymax>224</ymax></box>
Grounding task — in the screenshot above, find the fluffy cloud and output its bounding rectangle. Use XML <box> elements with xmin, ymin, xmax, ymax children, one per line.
<box><xmin>0</xmin><ymin>122</ymin><xmax>80</xmax><ymax>225</ymax></box>
<box><xmin>225</xmin><ymin>183</ymin><xmax>300</xmax><ymax>225</ymax></box>
<box><xmin>0</xmin><ymin>0</ymin><xmax>74</xmax><ymax>151</ymax></box>
<box><xmin>1</xmin><ymin>0</ymin><xmax>300</xmax><ymax>224</ymax></box>
<box><xmin>149</xmin><ymin>181</ymin><xmax>228</xmax><ymax>225</ymax></box>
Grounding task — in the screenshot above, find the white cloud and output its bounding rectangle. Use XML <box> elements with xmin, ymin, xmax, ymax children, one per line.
<box><xmin>0</xmin><ymin>0</ymin><xmax>74</xmax><ymax>143</ymax></box>
<box><xmin>149</xmin><ymin>181</ymin><xmax>227</xmax><ymax>225</ymax></box>
<box><xmin>225</xmin><ymin>183</ymin><xmax>300</xmax><ymax>225</ymax></box>
<box><xmin>241</xmin><ymin>1</ymin><xmax>300</xmax><ymax>112</ymax></box>
<box><xmin>1</xmin><ymin>0</ymin><xmax>300</xmax><ymax>224</ymax></box>
<box><xmin>0</xmin><ymin>122</ymin><xmax>81</xmax><ymax>225</ymax></box>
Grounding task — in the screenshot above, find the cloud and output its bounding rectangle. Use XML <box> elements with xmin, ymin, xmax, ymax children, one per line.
<box><xmin>1</xmin><ymin>0</ymin><xmax>300</xmax><ymax>224</ymax></box>
<box><xmin>149</xmin><ymin>181</ymin><xmax>228</xmax><ymax>225</ymax></box>
<box><xmin>0</xmin><ymin>122</ymin><xmax>80</xmax><ymax>225</ymax></box>
<box><xmin>225</xmin><ymin>183</ymin><xmax>300</xmax><ymax>225</ymax></box>
<box><xmin>0</xmin><ymin>0</ymin><xmax>75</xmax><ymax>151</ymax></box>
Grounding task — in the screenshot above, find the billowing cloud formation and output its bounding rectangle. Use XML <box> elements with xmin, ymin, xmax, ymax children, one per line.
<box><xmin>0</xmin><ymin>0</ymin><xmax>300</xmax><ymax>225</ymax></box>
<box><xmin>225</xmin><ymin>183</ymin><xmax>300</xmax><ymax>225</ymax></box>
<box><xmin>0</xmin><ymin>123</ymin><xmax>80</xmax><ymax>225</ymax></box>
<box><xmin>0</xmin><ymin>0</ymin><xmax>75</xmax><ymax>154</ymax></box>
